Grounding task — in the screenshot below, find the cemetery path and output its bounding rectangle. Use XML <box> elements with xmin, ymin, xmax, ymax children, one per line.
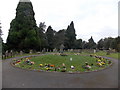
<box><xmin>2</xmin><ymin>55</ymin><xmax>119</xmax><ymax>88</ymax></box>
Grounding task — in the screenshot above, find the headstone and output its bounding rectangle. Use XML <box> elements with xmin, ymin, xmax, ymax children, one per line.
<box><xmin>5</xmin><ymin>50</ymin><xmax>8</xmax><ymax>58</ymax></box>
<box><xmin>106</xmin><ymin>50</ymin><xmax>110</xmax><ymax>55</ymax></box>
<box><xmin>20</xmin><ymin>51</ymin><xmax>23</xmax><ymax>55</ymax></box>
<box><xmin>10</xmin><ymin>50</ymin><xmax>13</xmax><ymax>57</ymax></box>
<box><xmin>94</xmin><ymin>49</ymin><xmax>96</xmax><ymax>53</ymax></box>
<box><xmin>29</xmin><ymin>50</ymin><xmax>33</xmax><ymax>54</ymax></box>
<box><xmin>53</xmin><ymin>48</ymin><xmax>57</xmax><ymax>52</ymax></box>
<box><xmin>43</xmin><ymin>48</ymin><xmax>46</xmax><ymax>52</ymax></box>
<box><xmin>2</xmin><ymin>55</ymin><xmax>5</xmax><ymax>59</ymax></box>
<box><xmin>70</xmin><ymin>49</ymin><xmax>73</xmax><ymax>52</ymax></box>
<box><xmin>47</xmin><ymin>49</ymin><xmax>48</xmax><ymax>52</ymax></box>
<box><xmin>60</xmin><ymin>44</ymin><xmax>64</xmax><ymax>53</ymax></box>
<box><xmin>37</xmin><ymin>52</ymin><xmax>40</xmax><ymax>54</ymax></box>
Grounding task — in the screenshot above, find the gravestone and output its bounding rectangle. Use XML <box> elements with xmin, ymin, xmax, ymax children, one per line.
<box><xmin>10</xmin><ymin>50</ymin><xmax>13</xmax><ymax>57</ymax></box>
<box><xmin>5</xmin><ymin>50</ymin><xmax>8</xmax><ymax>59</ymax></box>
<box><xmin>53</xmin><ymin>48</ymin><xmax>57</xmax><ymax>52</ymax></box>
<box><xmin>29</xmin><ymin>50</ymin><xmax>33</xmax><ymax>54</ymax></box>
<box><xmin>94</xmin><ymin>49</ymin><xmax>96</xmax><ymax>53</ymax></box>
<box><xmin>43</xmin><ymin>48</ymin><xmax>46</xmax><ymax>52</ymax></box>
<box><xmin>60</xmin><ymin>44</ymin><xmax>64</xmax><ymax>53</ymax></box>
<box><xmin>106</xmin><ymin>50</ymin><xmax>110</xmax><ymax>55</ymax></box>
<box><xmin>67</xmin><ymin>49</ymin><xmax>70</xmax><ymax>52</ymax></box>
<box><xmin>70</xmin><ymin>49</ymin><xmax>73</xmax><ymax>52</ymax></box>
<box><xmin>2</xmin><ymin>55</ymin><xmax>5</xmax><ymax>59</ymax></box>
<box><xmin>20</xmin><ymin>51</ymin><xmax>23</xmax><ymax>55</ymax></box>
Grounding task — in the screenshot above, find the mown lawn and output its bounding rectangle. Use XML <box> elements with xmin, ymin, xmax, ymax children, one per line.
<box><xmin>94</xmin><ymin>51</ymin><xmax>119</xmax><ymax>59</ymax></box>
<box><xmin>14</xmin><ymin>54</ymin><xmax>111</xmax><ymax>72</ymax></box>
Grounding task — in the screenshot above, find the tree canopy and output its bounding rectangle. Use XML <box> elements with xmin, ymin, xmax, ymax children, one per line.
<box><xmin>5</xmin><ymin>1</ymin><xmax>119</xmax><ymax>53</ymax></box>
<box><xmin>7</xmin><ymin>1</ymin><xmax>39</xmax><ymax>52</ymax></box>
<box><xmin>64</xmin><ymin>21</ymin><xmax>76</xmax><ymax>49</ymax></box>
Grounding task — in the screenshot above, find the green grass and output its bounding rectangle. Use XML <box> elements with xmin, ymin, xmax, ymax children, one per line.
<box><xmin>93</xmin><ymin>51</ymin><xmax>119</xmax><ymax>59</ymax></box>
<box><xmin>61</xmin><ymin>51</ymin><xmax>119</xmax><ymax>59</ymax></box>
<box><xmin>14</xmin><ymin>54</ymin><xmax>111</xmax><ymax>73</ymax></box>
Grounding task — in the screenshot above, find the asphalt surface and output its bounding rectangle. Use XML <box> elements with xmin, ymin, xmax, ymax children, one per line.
<box><xmin>2</xmin><ymin>55</ymin><xmax>119</xmax><ymax>88</ymax></box>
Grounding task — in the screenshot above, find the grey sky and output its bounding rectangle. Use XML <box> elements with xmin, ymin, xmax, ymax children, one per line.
<box><xmin>0</xmin><ymin>0</ymin><xmax>119</xmax><ymax>43</ymax></box>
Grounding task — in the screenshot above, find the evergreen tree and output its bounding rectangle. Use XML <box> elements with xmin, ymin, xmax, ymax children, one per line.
<box><xmin>87</xmin><ymin>36</ymin><xmax>96</xmax><ymax>49</ymax></box>
<box><xmin>114</xmin><ymin>36</ymin><xmax>120</xmax><ymax>52</ymax></box>
<box><xmin>37</xmin><ymin>22</ymin><xmax>47</xmax><ymax>51</ymax></box>
<box><xmin>0</xmin><ymin>22</ymin><xmax>6</xmax><ymax>55</ymax></box>
<box><xmin>0</xmin><ymin>22</ymin><xmax>2</xmax><ymax>38</ymax></box>
<box><xmin>97</xmin><ymin>39</ymin><xmax>104</xmax><ymax>50</ymax></box>
<box><xmin>46</xmin><ymin>26</ymin><xmax>55</xmax><ymax>51</ymax></box>
<box><xmin>81</xmin><ymin>41</ymin><xmax>87</xmax><ymax>49</ymax></box>
<box><xmin>75</xmin><ymin>39</ymin><xmax>82</xmax><ymax>49</ymax></box>
<box><xmin>54</xmin><ymin>29</ymin><xmax>66</xmax><ymax>49</ymax></box>
<box><xmin>64</xmin><ymin>21</ymin><xmax>76</xmax><ymax>49</ymax></box>
<box><xmin>7</xmin><ymin>0</ymin><xmax>39</xmax><ymax>52</ymax></box>
<box><xmin>103</xmin><ymin>37</ymin><xmax>114</xmax><ymax>50</ymax></box>
<box><xmin>0</xmin><ymin>21</ymin><xmax>2</xmax><ymax>55</ymax></box>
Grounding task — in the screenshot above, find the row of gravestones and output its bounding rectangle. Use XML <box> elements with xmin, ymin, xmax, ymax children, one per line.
<box><xmin>2</xmin><ymin>50</ymin><xmax>24</xmax><ymax>59</ymax></box>
<box><xmin>2</xmin><ymin>49</ymin><xmax>112</xmax><ymax>59</ymax></box>
<box><xmin>2</xmin><ymin>50</ymin><xmax>36</xmax><ymax>59</ymax></box>
<box><xmin>52</xmin><ymin>48</ymin><xmax>83</xmax><ymax>53</ymax></box>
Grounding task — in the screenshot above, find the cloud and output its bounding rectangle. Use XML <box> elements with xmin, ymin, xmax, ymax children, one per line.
<box><xmin>0</xmin><ymin>0</ymin><xmax>119</xmax><ymax>43</ymax></box>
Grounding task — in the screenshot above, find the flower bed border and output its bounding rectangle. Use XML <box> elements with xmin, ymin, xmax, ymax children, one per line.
<box><xmin>10</xmin><ymin>54</ymin><xmax>113</xmax><ymax>74</ymax></box>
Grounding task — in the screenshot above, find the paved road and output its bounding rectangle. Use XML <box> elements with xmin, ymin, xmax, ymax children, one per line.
<box><xmin>2</xmin><ymin>55</ymin><xmax>119</xmax><ymax>88</ymax></box>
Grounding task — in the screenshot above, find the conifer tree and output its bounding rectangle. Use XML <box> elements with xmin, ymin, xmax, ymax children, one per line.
<box><xmin>64</xmin><ymin>21</ymin><xmax>76</xmax><ymax>49</ymax></box>
<box><xmin>46</xmin><ymin>26</ymin><xmax>55</xmax><ymax>51</ymax></box>
<box><xmin>0</xmin><ymin>21</ymin><xmax>2</xmax><ymax>55</ymax></box>
<box><xmin>87</xmin><ymin>36</ymin><xmax>96</xmax><ymax>49</ymax></box>
<box><xmin>7</xmin><ymin>0</ymin><xmax>39</xmax><ymax>52</ymax></box>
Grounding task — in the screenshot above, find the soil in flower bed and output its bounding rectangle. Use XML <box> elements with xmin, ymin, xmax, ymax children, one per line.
<box><xmin>12</xmin><ymin>54</ymin><xmax>112</xmax><ymax>73</ymax></box>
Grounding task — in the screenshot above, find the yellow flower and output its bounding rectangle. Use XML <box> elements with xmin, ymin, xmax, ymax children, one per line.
<box><xmin>39</xmin><ymin>64</ymin><xmax>43</xmax><ymax>67</ymax></box>
<box><xmin>98</xmin><ymin>60</ymin><xmax>101</xmax><ymax>62</ymax></box>
<box><xmin>97</xmin><ymin>63</ymin><xmax>102</xmax><ymax>66</ymax></box>
<box><xmin>101</xmin><ymin>62</ymin><xmax>105</xmax><ymax>65</ymax></box>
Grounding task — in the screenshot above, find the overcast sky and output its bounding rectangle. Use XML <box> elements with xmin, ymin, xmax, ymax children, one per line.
<box><xmin>0</xmin><ymin>0</ymin><xmax>119</xmax><ymax>43</ymax></box>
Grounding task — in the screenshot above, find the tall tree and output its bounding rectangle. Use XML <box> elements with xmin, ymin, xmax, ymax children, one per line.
<box><xmin>0</xmin><ymin>21</ymin><xmax>2</xmax><ymax>55</ymax></box>
<box><xmin>103</xmin><ymin>37</ymin><xmax>114</xmax><ymax>50</ymax></box>
<box><xmin>75</xmin><ymin>39</ymin><xmax>82</xmax><ymax>49</ymax></box>
<box><xmin>54</xmin><ymin>29</ymin><xmax>66</xmax><ymax>49</ymax></box>
<box><xmin>46</xmin><ymin>26</ymin><xmax>55</xmax><ymax>51</ymax></box>
<box><xmin>114</xmin><ymin>36</ymin><xmax>120</xmax><ymax>52</ymax></box>
<box><xmin>37</xmin><ymin>22</ymin><xmax>47</xmax><ymax>51</ymax></box>
<box><xmin>97</xmin><ymin>39</ymin><xmax>104</xmax><ymax>50</ymax></box>
<box><xmin>87</xmin><ymin>36</ymin><xmax>96</xmax><ymax>49</ymax></box>
<box><xmin>64</xmin><ymin>21</ymin><xmax>76</xmax><ymax>49</ymax></box>
<box><xmin>7</xmin><ymin>0</ymin><xmax>39</xmax><ymax>52</ymax></box>
<box><xmin>0</xmin><ymin>22</ymin><xmax>2</xmax><ymax>38</ymax></box>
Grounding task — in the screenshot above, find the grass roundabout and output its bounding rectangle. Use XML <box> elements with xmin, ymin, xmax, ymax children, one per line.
<box><xmin>11</xmin><ymin>53</ymin><xmax>112</xmax><ymax>73</ymax></box>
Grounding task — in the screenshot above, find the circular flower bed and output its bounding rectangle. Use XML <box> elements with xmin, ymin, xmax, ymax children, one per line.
<box><xmin>11</xmin><ymin>53</ymin><xmax>112</xmax><ymax>73</ymax></box>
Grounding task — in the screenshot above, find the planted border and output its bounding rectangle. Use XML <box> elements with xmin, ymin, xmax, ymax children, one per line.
<box><xmin>11</xmin><ymin>53</ymin><xmax>113</xmax><ymax>74</ymax></box>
